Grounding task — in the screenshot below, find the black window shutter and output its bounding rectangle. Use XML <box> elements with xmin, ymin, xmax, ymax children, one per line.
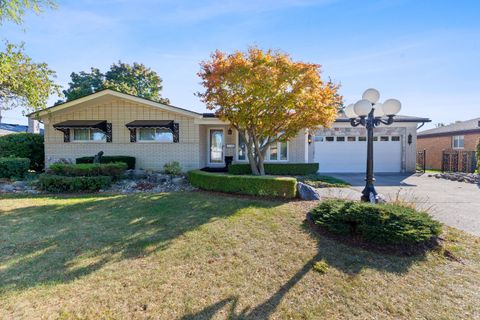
<box><xmin>106</xmin><ymin>123</ymin><xmax>113</xmax><ymax>142</ymax></box>
<box><xmin>173</xmin><ymin>123</ymin><xmax>179</xmax><ymax>143</ymax></box>
<box><xmin>129</xmin><ymin>128</ymin><xmax>137</xmax><ymax>142</ymax></box>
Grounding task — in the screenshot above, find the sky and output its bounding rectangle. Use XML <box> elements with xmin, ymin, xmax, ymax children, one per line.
<box><xmin>1</xmin><ymin>0</ymin><xmax>479</xmax><ymax>130</ymax></box>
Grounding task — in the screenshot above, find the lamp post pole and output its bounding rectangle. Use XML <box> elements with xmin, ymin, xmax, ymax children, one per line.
<box><xmin>344</xmin><ymin>88</ymin><xmax>402</xmax><ymax>203</ymax></box>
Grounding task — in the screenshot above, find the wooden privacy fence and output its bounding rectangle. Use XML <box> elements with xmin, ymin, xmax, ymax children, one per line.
<box><xmin>442</xmin><ymin>150</ymin><xmax>477</xmax><ymax>173</ymax></box>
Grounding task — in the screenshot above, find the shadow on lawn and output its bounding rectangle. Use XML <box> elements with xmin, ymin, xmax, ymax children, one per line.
<box><xmin>0</xmin><ymin>192</ymin><xmax>280</xmax><ymax>293</ymax></box>
<box><xmin>181</xmin><ymin>216</ymin><xmax>429</xmax><ymax>320</ymax></box>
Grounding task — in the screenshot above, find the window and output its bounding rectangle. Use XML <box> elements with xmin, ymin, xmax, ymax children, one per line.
<box><xmin>347</xmin><ymin>137</ymin><xmax>356</xmax><ymax>142</ymax></box>
<box><xmin>380</xmin><ymin>136</ymin><xmax>389</xmax><ymax>141</ymax></box>
<box><xmin>358</xmin><ymin>136</ymin><xmax>367</xmax><ymax>141</ymax></box>
<box><xmin>138</xmin><ymin>128</ymin><xmax>173</xmax><ymax>142</ymax></box>
<box><xmin>336</xmin><ymin>136</ymin><xmax>345</xmax><ymax>142</ymax></box>
<box><xmin>453</xmin><ymin>135</ymin><xmax>464</xmax><ymax>149</ymax></box>
<box><xmin>315</xmin><ymin>136</ymin><xmax>324</xmax><ymax>142</ymax></box>
<box><xmin>238</xmin><ymin>134</ymin><xmax>247</xmax><ymax>160</ymax></box>
<box><xmin>73</xmin><ymin>128</ymin><xmax>106</xmax><ymax>142</ymax></box>
<box><xmin>391</xmin><ymin>136</ymin><xmax>400</xmax><ymax>141</ymax></box>
<box><xmin>373</xmin><ymin>136</ymin><xmax>378</xmax><ymax>141</ymax></box>
<box><xmin>325</xmin><ymin>137</ymin><xmax>334</xmax><ymax>142</ymax></box>
<box><xmin>237</xmin><ymin>134</ymin><xmax>287</xmax><ymax>161</ymax></box>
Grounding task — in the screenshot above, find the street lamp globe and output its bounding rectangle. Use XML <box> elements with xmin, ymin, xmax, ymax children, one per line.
<box><xmin>354</xmin><ymin>99</ymin><xmax>373</xmax><ymax>117</ymax></box>
<box><xmin>382</xmin><ymin>99</ymin><xmax>402</xmax><ymax>116</ymax></box>
<box><xmin>373</xmin><ymin>103</ymin><xmax>384</xmax><ymax>118</ymax></box>
<box><xmin>362</xmin><ymin>88</ymin><xmax>380</xmax><ymax>104</ymax></box>
<box><xmin>344</xmin><ymin>104</ymin><xmax>356</xmax><ymax>119</ymax></box>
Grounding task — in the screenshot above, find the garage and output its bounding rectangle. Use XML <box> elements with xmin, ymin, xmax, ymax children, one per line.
<box><xmin>314</xmin><ymin>135</ymin><xmax>402</xmax><ymax>173</ymax></box>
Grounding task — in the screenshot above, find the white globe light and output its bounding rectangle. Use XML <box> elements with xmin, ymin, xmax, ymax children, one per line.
<box><xmin>383</xmin><ymin>98</ymin><xmax>402</xmax><ymax>115</ymax></box>
<box><xmin>354</xmin><ymin>99</ymin><xmax>373</xmax><ymax>117</ymax></box>
<box><xmin>373</xmin><ymin>103</ymin><xmax>384</xmax><ymax>118</ymax></box>
<box><xmin>362</xmin><ymin>88</ymin><xmax>380</xmax><ymax>104</ymax></box>
<box><xmin>344</xmin><ymin>104</ymin><xmax>356</xmax><ymax>118</ymax></box>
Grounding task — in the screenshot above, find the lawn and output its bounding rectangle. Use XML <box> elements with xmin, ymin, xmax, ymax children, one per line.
<box><xmin>1</xmin><ymin>192</ymin><xmax>479</xmax><ymax>319</ymax></box>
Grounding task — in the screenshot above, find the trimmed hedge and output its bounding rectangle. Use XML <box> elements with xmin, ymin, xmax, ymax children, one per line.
<box><xmin>0</xmin><ymin>157</ymin><xmax>30</xmax><ymax>179</ymax></box>
<box><xmin>38</xmin><ymin>174</ymin><xmax>112</xmax><ymax>192</ymax></box>
<box><xmin>48</xmin><ymin>162</ymin><xmax>127</xmax><ymax>179</ymax></box>
<box><xmin>188</xmin><ymin>170</ymin><xmax>297</xmax><ymax>198</ymax></box>
<box><xmin>310</xmin><ymin>200</ymin><xmax>441</xmax><ymax>245</ymax></box>
<box><xmin>76</xmin><ymin>156</ymin><xmax>136</xmax><ymax>170</ymax></box>
<box><xmin>0</xmin><ymin>133</ymin><xmax>44</xmax><ymax>171</ymax></box>
<box><xmin>228</xmin><ymin>163</ymin><xmax>319</xmax><ymax>175</ymax></box>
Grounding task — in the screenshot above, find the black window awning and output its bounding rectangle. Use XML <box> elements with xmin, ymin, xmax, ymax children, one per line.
<box><xmin>125</xmin><ymin>120</ymin><xmax>174</xmax><ymax>130</ymax></box>
<box><xmin>53</xmin><ymin>120</ymin><xmax>108</xmax><ymax>132</ymax></box>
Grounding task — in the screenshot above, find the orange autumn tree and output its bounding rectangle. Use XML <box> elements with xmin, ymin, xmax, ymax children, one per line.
<box><xmin>197</xmin><ymin>47</ymin><xmax>342</xmax><ymax>175</ymax></box>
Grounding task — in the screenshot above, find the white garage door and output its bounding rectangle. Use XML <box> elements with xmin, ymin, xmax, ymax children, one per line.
<box><xmin>314</xmin><ymin>135</ymin><xmax>402</xmax><ymax>173</ymax></box>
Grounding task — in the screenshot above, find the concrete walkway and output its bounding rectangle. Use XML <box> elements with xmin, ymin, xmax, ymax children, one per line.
<box><xmin>317</xmin><ymin>173</ymin><xmax>480</xmax><ymax>237</ymax></box>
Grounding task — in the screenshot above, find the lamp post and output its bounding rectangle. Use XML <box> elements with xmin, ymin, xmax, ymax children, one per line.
<box><xmin>344</xmin><ymin>88</ymin><xmax>402</xmax><ymax>203</ymax></box>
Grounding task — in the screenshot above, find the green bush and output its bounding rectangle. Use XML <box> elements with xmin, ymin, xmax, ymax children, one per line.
<box><xmin>188</xmin><ymin>170</ymin><xmax>297</xmax><ymax>198</ymax></box>
<box><xmin>0</xmin><ymin>133</ymin><xmax>44</xmax><ymax>171</ymax></box>
<box><xmin>48</xmin><ymin>162</ymin><xmax>127</xmax><ymax>179</ymax></box>
<box><xmin>0</xmin><ymin>157</ymin><xmax>30</xmax><ymax>179</ymax></box>
<box><xmin>38</xmin><ymin>174</ymin><xmax>112</xmax><ymax>192</ymax></box>
<box><xmin>310</xmin><ymin>200</ymin><xmax>441</xmax><ymax>245</ymax></box>
<box><xmin>76</xmin><ymin>156</ymin><xmax>136</xmax><ymax>170</ymax></box>
<box><xmin>164</xmin><ymin>161</ymin><xmax>182</xmax><ymax>175</ymax></box>
<box><xmin>228</xmin><ymin>163</ymin><xmax>319</xmax><ymax>175</ymax></box>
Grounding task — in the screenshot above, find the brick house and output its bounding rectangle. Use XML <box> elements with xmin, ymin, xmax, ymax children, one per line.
<box><xmin>28</xmin><ymin>89</ymin><xmax>429</xmax><ymax>173</ymax></box>
<box><xmin>417</xmin><ymin>118</ymin><xmax>480</xmax><ymax>170</ymax></box>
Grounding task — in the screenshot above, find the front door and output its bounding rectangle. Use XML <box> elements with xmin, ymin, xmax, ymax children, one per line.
<box><xmin>209</xmin><ymin>129</ymin><xmax>224</xmax><ymax>165</ymax></box>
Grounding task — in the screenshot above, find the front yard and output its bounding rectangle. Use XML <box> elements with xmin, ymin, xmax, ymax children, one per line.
<box><xmin>1</xmin><ymin>192</ymin><xmax>479</xmax><ymax>319</ymax></box>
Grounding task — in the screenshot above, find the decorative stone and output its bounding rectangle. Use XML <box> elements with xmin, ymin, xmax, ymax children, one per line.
<box><xmin>296</xmin><ymin>182</ymin><xmax>321</xmax><ymax>200</ymax></box>
<box><xmin>1</xmin><ymin>184</ymin><xmax>15</xmax><ymax>193</ymax></box>
<box><xmin>171</xmin><ymin>177</ymin><xmax>185</xmax><ymax>185</ymax></box>
<box><xmin>12</xmin><ymin>181</ymin><xmax>27</xmax><ymax>188</ymax></box>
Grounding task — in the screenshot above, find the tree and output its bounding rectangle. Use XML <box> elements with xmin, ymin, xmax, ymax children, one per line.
<box><xmin>0</xmin><ymin>42</ymin><xmax>60</xmax><ymax>113</ymax></box>
<box><xmin>60</xmin><ymin>62</ymin><xmax>170</xmax><ymax>104</ymax></box>
<box><xmin>197</xmin><ymin>47</ymin><xmax>341</xmax><ymax>175</ymax></box>
<box><xmin>0</xmin><ymin>0</ymin><xmax>57</xmax><ymax>25</ymax></box>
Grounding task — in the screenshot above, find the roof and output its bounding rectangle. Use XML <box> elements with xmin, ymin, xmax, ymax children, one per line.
<box><xmin>28</xmin><ymin>89</ymin><xmax>203</xmax><ymax>119</ymax></box>
<box><xmin>418</xmin><ymin>117</ymin><xmax>480</xmax><ymax>137</ymax></box>
<box><xmin>0</xmin><ymin>123</ymin><xmax>29</xmax><ymax>133</ymax></box>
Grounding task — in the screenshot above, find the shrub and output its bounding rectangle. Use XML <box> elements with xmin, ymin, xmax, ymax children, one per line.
<box><xmin>228</xmin><ymin>163</ymin><xmax>319</xmax><ymax>175</ymax></box>
<box><xmin>310</xmin><ymin>200</ymin><xmax>441</xmax><ymax>245</ymax></box>
<box><xmin>0</xmin><ymin>157</ymin><xmax>30</xmax><ymax>179</ymax></box>
<box><xmin>163</xmin><ymin>161</ymin><xmax>182</xmax><ymax>175</ymax></box>
<box><xmin>188</xmin><ymin>170</ymin><xmax>297</xmax><ymax>198</ymax></box>
<box><xmin>299</xmin><ymin>174</ymin><xmax>350</xmax><ymax>188</ymax></box>
<box><xmin>76</xmin><ymin>156</ymin><xmax>136</xmax><ymax>170</ymax></box>
<box><xmin>0</xmin><ymin>133</ymin><xmax>44</xmax><ymax>171</ymax></box>
<box><xmin>48</xmin><ymin>162</ymin><xmax>127</xmax><ymax>179</ymax></box>
<box><xmin>38</xmin><ymin>174</ymin><xmax>112</xmax><ymax>192</ymax></box>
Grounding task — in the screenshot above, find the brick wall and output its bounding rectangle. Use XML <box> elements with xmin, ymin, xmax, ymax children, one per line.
<box><xmin>417</xmin><ymin>133</ymin><xmax>480</xmax><ymax>170</ymax></box>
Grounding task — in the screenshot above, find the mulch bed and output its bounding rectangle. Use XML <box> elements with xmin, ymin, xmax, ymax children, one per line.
<box><xmin>305</xmin><ymin>212</ymin><xmax>441</xmax><ymax>257</ymax></box>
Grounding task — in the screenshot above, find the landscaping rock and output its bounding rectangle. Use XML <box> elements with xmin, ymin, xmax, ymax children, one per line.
<box><xmin>171</xmin><ymin>177</ymin><xmax>185</xmax><ymax>185</ymax></box>
<box><xmin>12</xmin><ymin>181</ymin><xmax>27</xmax><ymax>188</ymax></box>
<box><xmin>296</xmin><ymin>182</ymin><xmax>321</xmax><ymax>200</ymax></box>
<box><xmin>1</xmin><ymin>184</ymin><xmax>15</xmax><ymax>193</ymax></box>
<box><xmin>431</xmin><ymin>172</ymin><xmax>480</xmax><ymax>184</ymax></box>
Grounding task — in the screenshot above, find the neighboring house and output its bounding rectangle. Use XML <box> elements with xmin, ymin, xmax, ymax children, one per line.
<box><xmin>28</xmin><ymin>89</ymin><xmax>430</xmax><ymax>173</ymax></box>
<box><xmin>0</xmin><ymin>117</ymin><xmax>42</xmax><ymax>136</ymax></box>
<box><xmin>417</xmin><ymin>118</ymin><xmax>480</xmax><ymax>170</ymax></box>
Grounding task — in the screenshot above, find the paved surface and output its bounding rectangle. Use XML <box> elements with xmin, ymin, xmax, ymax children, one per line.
<box><xmin>317</xmin><ymin>173</ymin><xmax>480</xmax><ymax>236</ymax></box>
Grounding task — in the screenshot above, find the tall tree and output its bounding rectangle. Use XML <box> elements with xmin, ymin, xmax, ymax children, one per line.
<box><xmin>0</xmin><ymin>0</ymin><xmax>57</xmax><ymax>25</ymax></box>
<box><xmin>197</xmin><ymin>47</ymin><xmax>342</xmax><ymax>175</ymax></box>
<box><xmin>60</xmin><ymin>62</ymin><xmax>170</xmax><ymax>104</ymax></box>
<box><xmin>0</xmin><ymin>42</ymin><xmax>60</xmax><ymax>113</ymax></box>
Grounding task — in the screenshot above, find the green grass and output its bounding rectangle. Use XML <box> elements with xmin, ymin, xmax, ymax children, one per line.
<box><xmin>0</xmin><ymin>192</ymin><xmax>479</xmax><ymax>319</ymax></box>
<box><xmin>299</xmin><ymin>174</ymin><xmax>350</xmax><ymax>188</ymax></box>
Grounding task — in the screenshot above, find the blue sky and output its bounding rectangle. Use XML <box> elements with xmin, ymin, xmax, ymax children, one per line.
<box><xmin>2</xmin><ymin>0</ymin><xmax>479</xmax><ymax>129</ymax></box>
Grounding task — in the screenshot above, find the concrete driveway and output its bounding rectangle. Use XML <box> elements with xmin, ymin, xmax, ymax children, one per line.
<box><xmin>317</xmin><ymin>173</ymin><xmax>480</xmax><ymax>236</ymax></box>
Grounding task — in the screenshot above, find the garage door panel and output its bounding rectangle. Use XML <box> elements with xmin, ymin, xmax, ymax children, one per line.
<box><xmin>314</xmin><ymin>138</ymin><xmax>401</xmax><ymax>173</ymax></box>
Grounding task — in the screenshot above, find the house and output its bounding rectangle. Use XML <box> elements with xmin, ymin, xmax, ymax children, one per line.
<box><xmin>417</xmin><ymin>118</ymin><xmax>480</xmax><ymax>170</ymax></box>
<box><xmin>0</xmin><ymin>112</ymin><xmax>42</xmax><ymax>136</ymax></box>
<box><xmin>28</xmin><ymin>89</ymin><xmax>430</xmax><ymax>173</ymax></box>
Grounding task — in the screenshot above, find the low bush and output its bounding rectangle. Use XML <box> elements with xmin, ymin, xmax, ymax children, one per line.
<box><xmin>0</xmin><ymin>157</ymin><xmax>30</xmax><ymax>179</ymax></box>
<box><xmin>76</xmin><ymin>156</ymin><xmax>136</xmax><ymax>170</ymax></box>
<box><xmin>310</xmin><ymin>200</ymin><xmax>441</xmax><ymax>245</ymax></box>
<box><xmin>188</xmin><ymin>170</ymin><xmax>297</xmax><ymax>198</ymax></box>
<box><xmin>38</xmin><ymin>174</ymin><xmax>112</xmax><ymax>192</ymax></box>
<box><xmin>164</xmin><ymin>161</ymin><xmax>182</xmax><ymax>175</ymax></box>
<box><xmin>228</xmin><ymin>163</ymin><xmax>319</xmax><ymax>175</ymax></box>
<box><xmin>0</xmin><ymin>133</ymin><xmax>44</xmax><ymax>171</ymax></box>
<box><xmin>299</xmin><ymin>174</ymin><xmax>350</xmax><ymax>188</ymax></box>
<box><xmin>48</xmin><ymin>162</ymin><xmax>127</xmax><ymax>179</ymax></box>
